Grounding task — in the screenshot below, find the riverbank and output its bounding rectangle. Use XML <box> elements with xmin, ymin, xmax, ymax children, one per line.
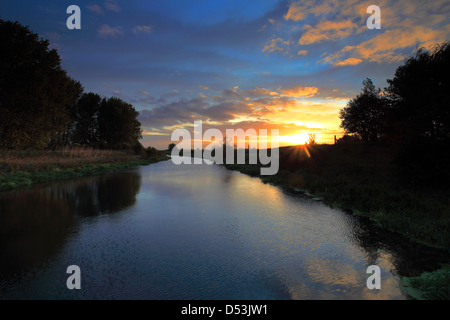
<box><xmin>0</xmin><ymin>148</ymin><xmax>169</xmax><ymax>192</ymax></box>
<box><xmin>223</xmin><ymin>143</ymin><xmax>450</xmax><ymax>299</ymax></box>
<box><xmin>401</xmin><ymin>265</ymin><xmax>450</xmax><ymax>300</ymax></box>
<box><xmin>225</xmin><ymin>144</ymin><xmax>450</xmax><ymax>249</ymax></box>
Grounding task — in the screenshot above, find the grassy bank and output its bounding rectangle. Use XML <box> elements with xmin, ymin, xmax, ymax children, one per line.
<box><xmin>223</xmin><ymin>143</ymin><xmax>450</xmax><ymax>299</ymax></box>
<box><xmin>402</xmin><ymin>265</ymin><xmax>450</xmax><ymax>300</ymax></box>
<box><xmin>0</xmin><ymin>148</ymin><xmax>169</xmax><ymax>192</ymax></box>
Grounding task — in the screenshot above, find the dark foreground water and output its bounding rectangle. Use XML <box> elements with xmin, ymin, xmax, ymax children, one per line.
<box><xmin>0</xmin><ymin>160</ymin><xmax>448</xmax><ymax>299</ymax></box>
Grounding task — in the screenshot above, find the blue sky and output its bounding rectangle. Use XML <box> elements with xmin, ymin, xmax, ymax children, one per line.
<box><xmin>1</xmin><ymin>0</ymin><xmax>449</xmax><ymax>147</ymax></box>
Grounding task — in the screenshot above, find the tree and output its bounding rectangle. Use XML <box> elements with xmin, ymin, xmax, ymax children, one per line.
<box><xmin>307</xmin><ymin>133</ymin><xmax>317</xmax><ymax>145</ymax></box>
<box><xmin>168</xmin><ymin>143</ymin><xmax>176</xmax><ymax>152</ymax></box>
<box><xmin>146</xmin><ymin>146</ymin><xmax>164</xmax><ymax>157</ymax></box>
<box><xmin>97</xmin><ymin>97</ymin><xmax>142</xmax><ymax>149</ymax></box>
<box><xmin>0</xmin><ymin>20</ymin><xmax>82</xmax><ymax>149</ymax></box>
<box><xmin>386</xmin><ymin>41</ymin><xmax>450</xmax><ymax>142</ymax></box>
<box><xmin>69</xmin><ymin>92</ymin><xmax>102</xmax><ymax>146</ymax></box>
<box><xmin>339</xmin><ymin>78</ymin><xmax>387</xmax><ymax>143</ymax></box>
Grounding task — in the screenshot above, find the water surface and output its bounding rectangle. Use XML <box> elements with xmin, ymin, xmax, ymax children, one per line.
<box><xmin>0</xmin><ymin>160</ymin><xmax>448</xmax><ymax>299</ymax></box>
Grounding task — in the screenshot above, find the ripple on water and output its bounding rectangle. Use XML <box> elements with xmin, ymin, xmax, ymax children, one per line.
<box><xmin>1</xmin><ymin>162</ymin><xmax>448</xmax><ymax>299</ymax></box>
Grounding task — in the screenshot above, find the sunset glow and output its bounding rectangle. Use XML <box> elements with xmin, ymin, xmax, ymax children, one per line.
<box><xmin>1</xmin><ymin>0</ymin><xmax>448</xmax><ymax>148</ymax></box>
<box><xmin>280</xmin><ymin>133</ymin><xmax>310</xmax><ymax>145</ymax></box>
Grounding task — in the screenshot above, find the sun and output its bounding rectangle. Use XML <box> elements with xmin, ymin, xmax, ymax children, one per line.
<box><xmin>280</xmin><ymin>133</ymin><xmax>309</xmax><ymax>145</ymax></box>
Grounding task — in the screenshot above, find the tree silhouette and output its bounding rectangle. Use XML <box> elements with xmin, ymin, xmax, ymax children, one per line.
<box><xmin>308</xmin><ymin>133</ymin><xmax>317</xmax><ymax>145</ymax></box>
<box><xmin>69</xmin><ymin>92</ymin><xmax>102</xmax><ymax>146</ymax></box>
<box><xmin>386</xmin><ymin>41</ymin><xmax>450</xmax><ymax>142</ymax></box>
<box><xmin>168</xmin><ymin>143</ymin><xmax>176</xmax><ymax>152</ymax></box>
<box><xmin>339</xmin><ymin>78</ymin><xmax>387</xmax><ymax>143</ymax></box>
<box><xmin>0</xmin><ymin>20</ymin><xmax>82</xmax><ymax>149</ymax></box>
<box><xmin>98</xmin><ymin>97</ymin><xmax>142</xmax><ymax>149</ymax></box>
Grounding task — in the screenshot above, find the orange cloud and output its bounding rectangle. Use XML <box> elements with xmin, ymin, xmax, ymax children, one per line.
<box><xmin>283</xmin><ymin>2</ymin><xmax>306</xmax><ymax>21</ymax></box>
<box><xmin>284</xmin><ymin>1</ymin><xmax>336</xmax><ymax>21</ymax></box>
<box><xmin>283</xmin><ymin>0</ymin><xmax>450</xmax><ymax>65</ymax></box>
<box><xmin>299</xmin><ymin>20</ymin><xmax>359</xmax><ymax>45</ymax></box>
<box><xmin>262</xmin><ymin>38</ymin><xmax>290</xmax><ymax>54</ymax></box>
<box><xmin>323</xmin><ymin>24</ymin><xmax>450</xmax><ymax>65</ymax></box>
<box><xmin>335</xmin><ymin>57</ymin><xmax>363</xmax><ymax>66</ymax></box>
<box><xmin>280</xmin><ymin>86</ymin><xmax>319</xmax><ymax>97</ymax></box>
<box><xmin>140</xmin><ymin>86</ymin><xmax>347</xmax><ymax>147</ymax></box>
<box><xmin>353</xmin><ymin>25</ymin><xmax>450</xmax><ymax>63</ymax></box>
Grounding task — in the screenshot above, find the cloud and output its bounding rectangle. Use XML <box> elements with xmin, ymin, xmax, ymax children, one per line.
<box><xmin>351</xmin><ymin>25</ymin><xmax>450</xmax><ymax>63</ymax></box>
<box><xmin>280</xmin><ymin>86</ymin><xmax>319</xmax><ymax>97</ymax></box>
<box><xmin>280</xmin><ymin>0</ymin><xmax>450</xmax><ymax>65</ymax></box>
<box><xmin>221</xmin><ymin>88</ymin><xmax>241</xmax><ymax>99</ymax></box>
<box><xmin>160</xmin><ymin>90</ymin><xmax>180</xmax><ymax>99</ymax></box>
<box><xmin>323</xmin><ymin>24</ymin><xmax>450</xmax><ymax>65</ymax></box>
<box><xmin>135</xmin><ymin>84</ymin><xmax>326</xmax><ymax>135</ymax></box>
<box><xmin>138</xmin><ymin>85</ymin><xmax>298</xmax><ymax>131</ymax></box>
<box><xmin>334</xmin><ymin>57</ymin><xmax>363</xmax><ymax>66</ymax></box>
<box><xmin>297</xmin><ymin>50</ymin><xmax>308</xmax><ymax>56</ymax></box>
<box><xmin>283</xmin><ymin>2</ymin><xmax>306</xmax><ymax>21</ymax></box>
<box><xmin>134</xmin><ymin>82</ymin><xmax>345</xmax><ymax>148</ymax></box>
<box><xmin>242</xmin><ymin>87</ymin><xmax>279</xmax><ymax>97</ymax></box>
<box><xmin>138</xmin><ymin>96</ymin><xmax>256</xmax><ymax>129</ymax></box>
<box><xmin>97</xmin><ymin>24</ymin><xmax>124</xmax><ymax>38</ymax></box>
<box><xmin>138</xmin><ymin>97</ymin><xmax>209</xmax><ymax>129</ymax></box>
<box><xmin>284</xmin><ymin>0</ymin><xmax>338</xmax><ymax>21</ymax></box>
<box><xmin>262</xmin><ymin>38</ymin><xmax>290</xmax><ymax>54</ymax></box>
<box><xmin>104</xmin><ymin>0</ymin><xmax>120</xmax><ymax>12</ymax></box>
<box><xmin>87</xmin><ymin>4</ymin><xmax>104</xmax><ymax>14</ymax></box>
<box><xmin>252</xmin><ymin>95</ymin><xmax>297</xmax><ymax>110</ymax></box>
<box><xmin>299</xmin><ymin>20</ymin><xmax>359</xmax><ymax>45</ymax></box>
<box><xmin>133</xmin><ymin>25</ymin><xmax>153</xmax><ymax>34</ymax></box>
<box><xmin>202</xmin><ymin>101</ymin><xmax>255</xmax><ymax>122</ymax></box>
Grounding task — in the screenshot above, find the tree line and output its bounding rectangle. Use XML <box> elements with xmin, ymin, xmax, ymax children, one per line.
<box><xmin>0</xmin><ymin>20</ymin><xmax>142</xmax><ymax>151</ymax></box>
<box><xmin>339</xmin><ymin>41</ymin><xmax>450</xmax><ymax>145</ymax></box>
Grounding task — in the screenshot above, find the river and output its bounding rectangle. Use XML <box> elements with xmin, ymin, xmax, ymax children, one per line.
<box><xmin>0</xmin><ymin>160</ymin><xmax>448</xmax><ymax>299</ymax></box>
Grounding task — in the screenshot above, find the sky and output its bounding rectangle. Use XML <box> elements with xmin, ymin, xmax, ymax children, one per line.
<box><xmin>1</xmin><ymin>0</ymin><xmax>449</xmax><ymax>148</ymax></box>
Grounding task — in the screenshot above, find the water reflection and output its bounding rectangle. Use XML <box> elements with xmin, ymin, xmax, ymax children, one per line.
<box><xmin>0</xmin><ymin>172</ymin><xmax>141</xmax><ymax>276</ymax></box>
<box><xmin>334</xmin><ymin>210</ymin><xmax>450</xmax><ymax>278</ymax></box>
<box><xmin>0</xmin><ymin>161</ymin><xmax>449</xmax><ymax>300</ymax></box>
<box><xmin>277</xmin><ymin>180</ymin><xmax>450</xmax><ymax>280</ymax></box>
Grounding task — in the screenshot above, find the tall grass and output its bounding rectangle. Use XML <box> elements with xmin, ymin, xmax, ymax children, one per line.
<box><xmin>402</xmin><ymin>265</ymin><xmax>450</xmax><ymax>300</ymax></box>
<box><xmin>0</xmin><ymin>147</ymin><xmax>169</xmax><ymax>191</ymax></box>
<box><xmin>0</xmin><ymin>147</ymin><xmax>132</xmax><ymax>174</ymax></box>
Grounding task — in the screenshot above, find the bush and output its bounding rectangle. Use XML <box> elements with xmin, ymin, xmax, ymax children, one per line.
<box><xmin>132</xmin><ymin>142</ymin><xmax>146</xmax><ymax>156</ymax></box>
<box><xmin>145</xmin><ymin>146</ymin><xmax>165</xmax><ymax>158</ymax></box>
